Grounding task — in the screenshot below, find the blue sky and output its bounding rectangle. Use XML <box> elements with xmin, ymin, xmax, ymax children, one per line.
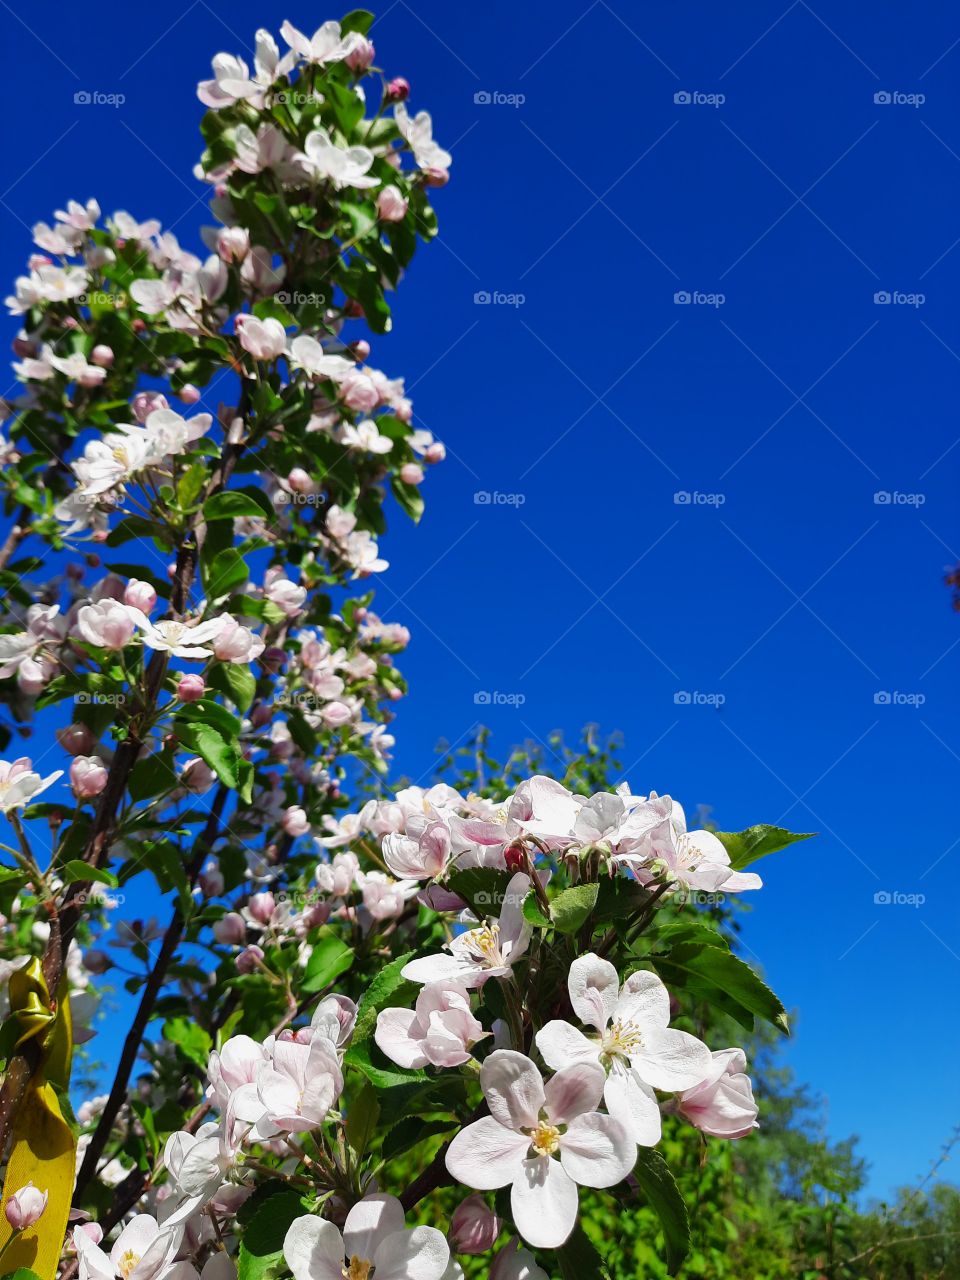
<box><xmin>2</xmin><ymin>0</ymin><xmax>959</xmax><ymax>1203</ymax></box>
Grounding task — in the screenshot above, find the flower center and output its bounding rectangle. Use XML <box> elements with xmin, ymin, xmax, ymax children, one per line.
<box><xmin>118</xmin><ymin>1250</ymin><xmax>141</xmax><ymax>1280</ymax></box>
<box><xmin>529</xmin><ymin>1121</ymin><xmax>561</xmax><ymax>1157</ymax></box>
<box><xmin>602</xmin><ymin>1019</ymin><xmax>644</xmax><ymax>1060</ymax></box>
<box><xmin>463</xmin><ymin>922</ymin><xmax>501</xmax><ymax>966</ymax></box>
<box><xmin>343</xmin><ymin>1258</ymin><xmax>373</xmax><ymax>1280</ymax></box>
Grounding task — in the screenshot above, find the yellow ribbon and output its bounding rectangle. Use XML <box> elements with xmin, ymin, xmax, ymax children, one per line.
<box><xmin>0</xmin><ymin>958</ymin><xmax>76</xmax><ymax>1280</ymax></box>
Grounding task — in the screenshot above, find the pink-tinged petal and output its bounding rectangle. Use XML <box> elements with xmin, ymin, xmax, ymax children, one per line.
<box><xmin>510</xmin><ymin>1156</ymin><xmax>579</xmax><ymax>1249</ymax></box>
<box><xmin>489</xmin><ymin>1240</ymin><xmax>548</xmax><ymax>1280</ymax></box>
<box><xmin>567</xmin><ymin>954</ymin><xmax>620</xmax><ymax>1031</ymax></box>
<box><xmin>535</xmin><ymin>1020</ymin><xmax>599</xmax><ymax>1072</ymax></box>
<box><xmin>632</xmin><ymin>1027</ymin><xmax>712</xmax><ymax>1092</ymax></box>
<box><xmin>561</xmin><ymin>1112</ymin><xmax>636</xmax><ymax>1188</ymax></box>
<box><xmin>111</xmin><ymin>1216</ymin><xmax>158</xmax><ymax>1270</ymax></box>
<box><xmin>446</xmin><ymin>1117</ymin><xmax>530</xmax><ymax>1190</ymax></box>
<box><xmin>718</xmin><ymin>869</ymin><xmax>762</xmax><ymax>892</ymax></box>
<box><xmin>544</xmin><ymin>1062</ymin><xmax>605</xmax><ymax>1124</ymax></box>
<box><xmin>283</xmin><ymin>1215</ymin><xmax>344</xmax><ymax>1280</ymax></box>
<box><xmin>401</xmin><ymin>953</ymin><xmax>471</xmax><ymax>985</ymax></box>
<box><xmin>373</xmin><ymin>1226</ymin><xmax>450</xmax><ymax>1280</ymax></box>
<box><xmin>497</xmin><ymin>872</ymin><xmax>531</xmax><ymax>946</ymax></box>
<box><xmin>343</xmin><ymin>1195</ymin><xmax>405</xmax><ymax>1266</ymax></box>
<box><xmin>375</xmin><ymin>1007</ymin><xmax>428</xmax><ymax>1069</ymax></box>
<box><xmin>604</xmin><ymin>1065</ymin><xmax>662</xmax><ymax>1146</ymax></box>
<box><xmin>481</xmin><ymin>1050</ymin><xmax>544</xmax><ymax>1130</ymax></box>
<box><xmin>613</xmin><ymin>967</ymin><xmax>670</xmax><ymax>1030</ymax></box>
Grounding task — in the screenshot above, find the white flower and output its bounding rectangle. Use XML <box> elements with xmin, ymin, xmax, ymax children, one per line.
<box><xmin>613</xmin><ymin>796</ymin><xmax>762</xmax><ymax>895</ymax></box>
<box><xmin>288</xmin><ymin>334</ymin><xmax>353</xmax><ymax>382</ymax></box>
<box><xmin>73</xmin><ymin>1215</ymin><xmax>183</xmax><ymax>1280</ymax></box>
<box><xmin>339</xmin><ymin>418</ymin><xmax>393</xmax><ymax>454</ymax></box>
<box><xmin>446</xmin><ymin>1051</ymin><xmax>636</xmax><ymax>1249</ymax></box>
<box><xmin>284</xmin><ymin>1194</ymin><xmax>450</xmax><ymax>1280</ymax></box>
<box><xmin>536</xmin><ymin>953</ymin><xmax>712</xmax><ymax>1146</ymax></box>
<box><xmin>300</xmin><ymin>128</ymin><xmax>380</xmax><ymax>190</ymax></box>
<box><xmin>128</xmin><ymin>612</ymin><xmax>225</xmax><ymax>660</ymax></box>
<box><xmin>401</xmin><ymin>872</ymin><xmax>532</xmax><ymax>987</ymax></box>
<box><xmin>0</xmin><ymin>758</ymin><xmax>63</xmax><ymax>813</ymax></box>
<box><xmin>395</xmin><ymin>103</ymin><xmax>452</xmax><ymax>171</ymax></box>
<box><xmin>72</xmin><ymin>434</ymin><xmax>151</xmax><ymax>497</ymax></box>
<box><xmin>279</xmin><ymin>20</ymin><xmax>361</xmax><ymax>66</ymax></box>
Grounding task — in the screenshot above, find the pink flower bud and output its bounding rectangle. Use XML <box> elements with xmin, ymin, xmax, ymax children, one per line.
<box><xmin>386</xmin><ymin>76</ymin><xmax>410</xmax><ymax>102</ymax></box>
<box><xmin>124</xmin><ymin>578</ymin><xmax>157</xmax><ymax>612</ymax></box>
<box><xmin>346</xmin><ymin>35</ymin><xmax>375</xmax><ymax>72</ymax></box>
<box><xmin>450</xmin><ymin>1195</ymin><xmax>500</xmax><ymax>1254</ymax></box>
<box><xmin>199</xmin><ymin>860</ymin><xmax>224</xmax><ymax>897</ymax></box>
<box><xmin>213</xmin><ymin>912</ymin><xmax>246</xmax><ymax>945</ymax></box>
<box><xmin>248</xmin><ymin>892</ymin><xmax>275</xmax><ymax>925</ymax></box>
<box><xmin>282</xmin><ymin>806</ymin><xmax>310</xmax><ymax>837</ymax></box>
<box><xmin>399</xmin><ymin>463</ymin><xmax>423</xmax><ymax>486</ymax></box>
<box><xmin>377</xmin><ymin>185</ymin><xmax>408</xmax><ymax>223</ymax></box>
<box><xmin>351</xmin><ymin>339</ymin><xmax>371</xmax><ymax>361</ymax></box>
<box><xmin>422</xmin><ymin>167</ymin><xmax>450</xmax><ymax>189</ymax></box>
<box><xmin>217</xmin><ymin>226</ymin><xmax>250</xmax><ymax>263</ymax></box>
<box><xmin>504</xmin><ymin>843</ymin><xmax>527</xmax><ymax>874</ymax></box>
<box><xmin>424</xmin><ymin>442</ymin><xmax>446</xmax><ymax>464</ymax></box>
<box><xmin>388</xmin><ymin>686</ymin><xmax>403</xmax><ymax>701</ymax></box>
<box><xmin>56</xmin><ymin>723</ymin><xmax>95</xmax><ymax>756</ymax></box>
<box><xmin>5</xmin><ymin>1184</ymin><xmax>47</xmax><ymax>1231</ymax></box>
<box><xmin>302</xmin><ymin>902</ymin><xmax>331</xmax><ymax>929</ymax></box>
<box><xmin>343</xmin><ymin>299</ymin><xmax>365</xmax><ymax>319</ymax></box>
<box><xmin>287</xmin><ymin>467</ymin><xmax>317</xmax><ymax>495</ymax></box>
<box><xmin>236</xmin><ymin>944</ymin><xmax>264</xmax><ymax>974</ymax></box>
<box><xmin>83</xmin><ymin>949</ymin><xmax>112</xmax><ymax>975</ymax></box>
<box><xmin>179</xmin><ymin>383</ymin><xmax>201</xmax><ymax>405</ymax></box>
<box><xmin>131</xmin><ymin>391</ymin><xmax>169</xmax><ymax>423</ymax></box>
<box><xmin>70</xmin><ymin>755</ymin><xmax>109</xmax><ymax>800</ymax></box>
<box><xmin>91</xmin><ymin>345</ymin><xmax>114</xmax><ymax>368</ymax></box>
<box><xmin>177</xmin><ymin>674</ymin><xmax>206</xmax><ymax>703</ymax></box>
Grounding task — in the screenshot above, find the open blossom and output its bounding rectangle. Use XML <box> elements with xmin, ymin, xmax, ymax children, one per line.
<box><xmin>394</xmin><ymin>103</ymin><xmax>452</xmax><ymax>172</ymax></box>
<box><xmin>73</xmin><ymin>1215</ymin><xmax>183</xmax><ymax>1280</ymax></box>
<box><xmin>265</xmin><ymin>577</ymin><xmax>307</xmax><ymax>617</ymax></box>
<box><xmin>300</xmin><ymin>128</ymin><xmax>379</xmax><ymax>190</ymax></box>
<box><xmin>279</xmin><ymin>19</ymin><xmax>361</xmax><ymax>65</ymax></box>
<box><xmin>677</xmin><ymin>1048</ymin><xmax>759</xmax><ymax>1139</ymax></box>
<box><xmin>128</xmin><ymin>612</ymin><xmax>225</xmax><ymax>660</ymax></box>
<box><xmin>197</xmin><ymin>30</ymin><xmax>293</xmax><ymax>109</ymax></box>
<box><xmin>284</xmin><ymin>1195</ymin><xmax>450</xmax><ymax>1280</ymax></box>
<box><xmin>536</xmin><ymin>954</ymin><xmax>712</xmax><ymax>1146</ymax></box>
<box><xmin>4</xmin><ymin>1182</ymin><xmax>47</xmax><ymax>1230</ymax></box>
<box><xmin>375</xmin><ymin>980</ymin><xmax>489</xmax><ymax>1069</ymax></box>
<box><xmin>382</xmin><ymin>819</ymin><xmax>452</xmax><ymax>880</ymax></box>
<box><xmin>212</xmin><ymin>615</ymin><xmax>265</xmax><ymax>664</ymax></box>
<box><xmin>288</xmin><ymin>334</ymin><xmax>353</xmax><ymax>382</ymax></box>
<box><xmin>357</xmin><ymin>870</ymin><xmax>418</xmax><ymax>921</ymax></box>
<box><xmin>236</xmin><ymin>313</ymin><xmax>287</xmax><ymax>360</ymax></box>
<box><xmin>76</xmin><ymin>599</ymin><xmax>137</xmax><ymax>650</ymax></box>
<box><xmin>446</xmin><ymin>1050</ymin><xmax>636</xmax><ymax>1249</ymax></box>
<box><xmin>254</xmin><ymin>1031</ymin><xmax>344</xmax><ymax>1133</ymax></box>
<box><xmin>315</xmin><ymin>850</ymin><xmax>360</xmax><ymax>894</ymax></box>
<box><xmin>614</xmin><ymin>796</ymin><xmax>761</xmax><ymax>895</ymax></box>
<box><xmin>401</xmin><ymin>872</ymin><xmax>532</xmax><ymax>987</ymax></box>
<box><xmin>0</xmin><ymin>758</ymin><xmax>63</xmax><ymax>813</ymax></box>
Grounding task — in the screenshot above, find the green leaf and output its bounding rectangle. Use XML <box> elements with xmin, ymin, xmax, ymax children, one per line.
<box><xmin>390</xmin><ymin>474</ymin><xmax>424</xmax><ymax>522</ymax></box>
<box><xmin>162</xmin><ymin>1017</ymin><xmax>212</xmax><ymax>1071</ymax></box>
<box><xmin>344</xmin><ymin>951</ymin><xmax>426</xmax><ymax>1087</ymax></box>
<box><xmin>557</xmin><ymin>1225</ymin><xmax>612</xmax><ymax>1279</ymax></box>
<box><xmin>381</xmin><ymin>1116</ymin><xmax>456</xmax><ymax>1161</ymax></box>
<box><xmin>1</xmin><ymin>1268</ymin><xmax>44</xmax><ymax>1280</ymax></box>
<box><xmin>61</xmin><ymin>861</ymin><xmax>118</xmax><ymax>888</ymax></box>
<box><xmin>654</xmin><ymin>946</ymin><xmax>790</xmax><ymax>1035</ymax></box>
<box><xmin>444</xmin><ymin>868</ymin><xmax>513</xmax><ymax>919</ymax></box>
<box><xmin>176</xmin><ymin>722</ymin><xmax>240</xmax><ymax>790</ymax></box>
<box><xmin>715</xmin><ymin>824</ymin><xmax>815</xmax><ymax>871</ymax></box>
<box><xmin>522</xmin><ymin>889</ymin><xmax>550</xmax><ymax>928</ymax></box>
<box><xmin>201</xmin><ymin>545</ymin><xmax>249</xmax><ymax>600</ymax></box>
<box><xmin>550</xmin><ymin>882</ymin><xmax>599</xmax><ymax>934</ymax></box>
<box><xmin>203</xmin><ymin>489</ymin><xmax>274</xmax><ymax>521</ymax></box>
<box><xmin>300</xmin><ymin>928</ymin><xmax>354</xmax><ymax>993</ymax></box>
<box><xmin>340</xmin><ymin>9</ymin><xmax>374</xmax><ymax>36</ymax></box>
<box><xmin>208</xmin><ymin>662</ymin><xmax>257</xmax><ymax>713</ymax></box>
<box><xmin>633</xmin><ymin>1148</ymin><xmax>691</xmax><ymax>1274</ymax></box>
<box><xmin>238</xmin><ymin>1188</ymin><xmax>304</xmax><ymax>1280</ymax></box>
<box><xmin>128</xmin><ymin>750</ymin><xmax>178</xmax><ymax>802</ymax></box>
<box><xmin>346</xmin><ymin>1079</ymin><xmax>379</xmax><ymax>1157</ymax></box>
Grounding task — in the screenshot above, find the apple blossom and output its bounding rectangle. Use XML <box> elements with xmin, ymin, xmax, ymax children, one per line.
<box><xmin>449</xmin><ymin>1194</ymin><xmax>500</xmax><ymax>1255</ymax></box>
<box><xmin>4</xmin><ymin>1182</ymin><xmax>47</xmax><ymax>1230</ymax></box>
<box><xmin>73</xmin><ymin>1215</ymin><xmax>183</xmax><ymax>1280</ymax></box>
<box><xmin>0</xmin><ymin>758</ymin><xmax>64</xmax><ymax>813</ymax></box>
<box><xmin>446</xmin><ymin>1050</ymin><xmax>636</xmax><ymax>1248</ymax></box>
<box><xmin>282</xmin><ymin>805</ymin><xmax>310</xmax><ymax>836</ymax></box>
<box><xmin>236</xmin><ymin>314</ymin><xmax>287</xmax><ymax>360</ymax></box>
<box><xmin>70</xmin><ymin>755</ymin><xmax>109</xmax><ymax>800</ymax></box>
<box><xmin>377</xmin><ymin>185</ymin><xmax>409</xmax><ymax>222</ymax></box>
<box><xmin>375</xmin><ymin>980</ymin><xmax>489</xmax><ymax>1068</ymax></box>
<box><xmin>300</xmin><ymin>128</ymin><xmax>380</xmax><ymax>191</ymax></box>
<box><xmin>177</xmin><ymin>674</ymin><xmax>206</xmax><ymax>702</ymax></box>
<box><xmin>124</xmin><ymin>579</ymin><xmax>158</xmax><ymax>613</ymax></box>
<box><xmin>213</xmin><ymin>912</ymin><xmax>246</xmax><ymax>945</ymax></box>
<box><xmin>284</xmin><ymin>1195</ymin><xmax>450</xmax><ymax>1280</ymax></box>
<box><xmin>490</xmin><ymin>1241</ymin><xmax>548</xmax><ymax>1280</ymax></box>
<box><xmin>129</xmin><ymin>613</ymin><xmax>225</xmax><ymax>660</ymax></box>
<box><xmin>614</xmin><ymin>796</ymin><xmax>762</xmax><ymax>895</ymax></box>
<box><xmin>536</xmin><ymin>954</ymin><xmax>712</xmax><ymax>1145</ymax></box>
<box><xmin>676</xmin><ymin>1048</ymin><xmax>759</xmax><ymax>1139</ymax></box>
<box><xmin>394</xmin><ymin>103</ymin><xmax>452</xmax><ymax>172</ymax></box>
<box><xmin>212</xmin><ymin>615</ymin><xmax>265</xmax><ymax>664</ymax></box>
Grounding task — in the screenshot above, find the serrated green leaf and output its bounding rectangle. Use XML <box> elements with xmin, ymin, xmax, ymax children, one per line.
<box><xmin>715</xmin><ymin>824</ymin><xmax>815</xmax><ymax>871</ymax></box>
<box><xmin>550</xmin><ymin>882</ymin><xmax>599</xmax><ymax>934</ymax></box>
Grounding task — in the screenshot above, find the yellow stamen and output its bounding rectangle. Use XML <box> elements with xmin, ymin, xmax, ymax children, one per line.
<box><xmin>530</xmin><ymin>1121</ymin><xmax>561</xmax><ymax>1157</ymax></box>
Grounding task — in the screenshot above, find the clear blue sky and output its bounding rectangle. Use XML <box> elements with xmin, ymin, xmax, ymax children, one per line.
<box><xmin>2</xmin><ymin>0</ymin><xmax>959</xmax><ymax>1204</ymax></box>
